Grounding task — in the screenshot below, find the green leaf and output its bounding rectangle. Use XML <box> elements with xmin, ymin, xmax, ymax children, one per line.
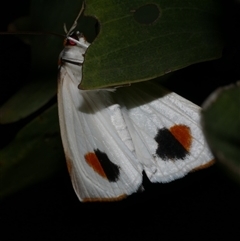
<box><xmin>81</xmin><ymin>0</ymin><xmax>223</xmax><ymax>89</ymax></box>
<box><xmin>201</xmin><ymin>82</ymin><xmax>240</xmax><ymax>181</ymax></box>
<box><xmin>0</xmin><ymin>77</ymin><xmax>56</xmax><ymax>124</ymax></box>
<box><xmin>29</xmin><ymin>0</ymin><xmax>223</xmax><ymax>90</ymax></box>
<box><xmin>0</xmin><ymin>104</ymin><xmax>65</xmax><ymax>199</ymax></box>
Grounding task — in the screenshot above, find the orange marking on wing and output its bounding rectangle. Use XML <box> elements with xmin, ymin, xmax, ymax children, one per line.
<box><xmin>170</xmin><ymin>125</ymin><xmax>192</xmax><ymax>151</ymax></box>
<box><xmin>192</xmin><ymin>159</ymin><xmax>215</xmax><ymax>172</ymax></box>
<box><xmin>83</xmin><ymin>194</ymin><xmax>127</xmax><ymax>202</ymax></box>
<box><xmin>84</xmin><ymin>152</ymin><xmax>107</xmax><ymax>179</ymax></box>
<box><xmin>65</xmin><ymin>156</ymin><xmax>73</xmax><ymax>174</ymax></box>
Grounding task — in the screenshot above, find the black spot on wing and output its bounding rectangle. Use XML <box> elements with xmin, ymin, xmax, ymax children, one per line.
<box><xmin>95</xmin><ymin>149</ymin><xmax>120</xmax><ymax>182</ymax></box>
<box><xmin>154</xmin><ymin>128</ymin><xmax>189</xmax><ymax>160</ymax></box>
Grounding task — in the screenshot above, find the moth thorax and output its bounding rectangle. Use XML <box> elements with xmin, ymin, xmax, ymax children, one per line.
<box><xmin>61</xmin><ymin>45</ymin><xmax>85</xmax><ymax>64</ymax></box>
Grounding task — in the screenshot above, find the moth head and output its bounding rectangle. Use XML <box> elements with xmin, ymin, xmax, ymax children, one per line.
<box><xmin>64</xmin><ymin>31</ymin><xmax>89</xmax><ymax>48</ymax></box>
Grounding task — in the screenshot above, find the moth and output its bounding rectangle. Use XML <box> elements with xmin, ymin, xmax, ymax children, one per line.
<box><xmin>58</xmin><ymin>9</ymin><xmax>214</xmax><ymax>202</ymax></box>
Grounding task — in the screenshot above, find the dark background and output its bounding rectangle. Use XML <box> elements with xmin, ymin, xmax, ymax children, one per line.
<box><xmin>1</xmin><ymin>1</ymin><xmax>240</xmax><ymax>240</ymax></box>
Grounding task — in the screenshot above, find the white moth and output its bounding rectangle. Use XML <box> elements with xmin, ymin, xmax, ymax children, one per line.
<box><xmin>58</xmin><ymin>17</ymin><xmax>214</xmax><ymax>202</ymax></box>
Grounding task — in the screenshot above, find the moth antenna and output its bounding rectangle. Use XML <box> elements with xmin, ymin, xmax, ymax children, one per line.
<box><xmin>64</xmin><ymin>1</ymin><xmax>85</xmax><ymax>36</ymax></box>
<box><xmin>63</xmin><ymin>23</ymin><xmax>68</xmax><ymax>34</ymax></box>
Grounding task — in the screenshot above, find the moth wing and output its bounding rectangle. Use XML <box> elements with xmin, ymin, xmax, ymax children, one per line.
<box><xmin>115</xmin><ymin>81</ymin><xmax>214</xmax><ymax>183</ymax></box>
<box><xmin>58</xmin><ymin>66</ymin><xmax>143</xmax><ymax>202</ymax></box>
